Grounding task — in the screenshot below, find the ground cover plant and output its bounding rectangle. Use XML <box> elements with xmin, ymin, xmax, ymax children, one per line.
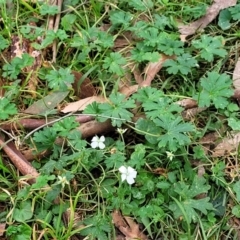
<box><xmin>2</xmin><ymin>0</ymin><xmax>240</xmax><ymax>239</ymax></box>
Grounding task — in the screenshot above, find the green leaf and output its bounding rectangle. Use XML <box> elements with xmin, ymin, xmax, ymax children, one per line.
<box><xmin>138</xmin><ymin>204</ymin><xmax>164</xmax><ymax>221</ymax></box>
<box><xmin>153</xmin><ymin>116</ymin><xmax>194</xmax><ymax>151</ymax></box>
<box><xmin>104</xmin><ymin>152</ymin><xmax>126</xmax><ymax>169</ymax></box>
<box><xmin>183</xmin><ymin>4</ymin><xmax>207</xmax><ymax>19</ymax></box>
<box><xmin>103</xmin><ymin>52</ymin><xmax>127</xmax><ymax>76</ymax></box>
<box><xmin>170</xmin><ymin>176</ymin><xmax>213</xmax><ymax>222</ymax></box>
<box><xmin>193</xmin><ymin>145</ymin><xmax>206</xmax><ymax>159</ymax></box>
<box><xmin>6</xmin><ymin>224</ymin><xmax>32</xmax><ymax>240</ymax></box>
<box><xmin>156</xmin><ymin>181</ymin><xmax>171</xmax><ymax>189</ymax></box>
<box><xmin>40</xmin><ymin>159</ymin><xmax>57</xmax><ymax>174</ymax></box>
<box><xmin>128</xmin><ymin>144</ymin><xmax>146</xmax><ymax>169</ymax></box>
<box><xmin>185</xmin><ymin>198</ymin><xmax>213</xmax><ymax>219</ymax></box>
<box><xmin>195</xmin><ymin>71</ymin><xmax>233</xmax><ymax>109</ymax></box>
<box><xmin>33</xmin><ymin>127</ymin><xmax>57</xmax><ymax>151</ymax></box>
<box><xmin>52</xmin><ymin>116</ymin><xmax>79</xmax><ymax>137</ymax></box>
<box><xmin>97</xmin><ymin>92</ymin><xmax>136</xmax><ymax>127</ymax></box>
<box><xmin>83</xmin><ymin>101</ymin><xmax>105</xmax><ymax>122</ymax></box>
<box><xmin>211</xmin><ymin>162</ymin><xmax>226</xmax><ymax>186</ymax></box>
<box><xmin>227</xmin><ymin>103</ymin><xmax>239</xmax><ymax>112</ymax></box>
<box><xmin>153</xmin><ymin>14</ymin><xmax>173</xmax><ymax>30</ymax></box>
<box><xmin>56</xmin><ymin>29</ymin><xmax>68</xmax><ymax>41</ymax></box>
<box><xmin>0</xmin><ymin>98</ymin><xmax>17</xmax><ymax>120</ymax></box>
<box><xmin>229</xmin><ymin>4</ymin><xmax>240</xmax><ymax>20</ymax></box>
<box><xmin>232</xmin><ymin>205</ymin><xmax>240</xmax><ymax>217</ymax></box>
<box><xmin>71</xmin><ymin>33</ymin><xmax>88</xmax><ymax>48</ymax></box>
<box><xmin>2</xmin><ymin>53</ymin><xmax>34</xmax><ymax>80</ymax></box>
<box><xmin>45</xmin><ymin>185</ymin><xmax>61</xmax><ymax>203</ymax></box>
<box><xmin>2</xmin><ymin>60</ymin><xmax>21</xmax><ymax>79</ymax></box>
<box><xmin>33</xmin><ymin>30</ymin><xmax>56</xmax><ymax>49</ymax></box>
<box><xmin>143</xmin><ymin>97</ymin><xmax>182</xmax><ymax>120</ymax></box>
<box><xmin>61</xmin><ymin>13</ymin><xmax>77</xmax><ymax>31</ymax></box>
<box><xmin>89</xmin><ymin>27</ymin><xmax>114</xmax><ymax>49</ymax></box>
<box><xmin>163</xmin><ymin>53</ymin><xmax>198</xmax><ymax>75</ymax></box>
<box><xmin>133</xmin><ymin>87</ymin><xmax>165</xmax><ymax>103</ymax></box>
<box><xmin>140</xmin><ymin>27</ymin><xmax>160</xmax><ymax>47</ymax></box>
<box><xmin>218</xmin><ymin>9</ymin><xmax>232</xmax><ymax>30</ymax></box>
<box><xmin>13</xmin><ymin>200</ymin><xmax>33</xmax><ymax>222</ymax></box>
<box><xmin>0</xmin><ymin>35</ymin><xmax>9</xmax><ymax>51</ymax></box>
<box><xmin>128</xmin><ymin>0</ymin><xmax>154</xmax><ymax>11</ymax></box>
<box><xmin>157</xmin><ymin>37</ymin><xmax>184</xmax><ymax>56</ymax></box>
<box><xmin>192</xmin><ymin>35</ymin><xmax>227</xmax><ymax>62</ymax></box>
<box><xmin>40</xmin><ymin>3</ymin><xmax>59</xmax><ymax>15</ymax></box>
<box><xmin>35</xmin><ymin>209</ymin><xmax>52</xmax><ymax>224</ymax></box>
<box><xmin>80</xmin><ymin>215</ymin><xmax>111</xmax><ymax>240</ymax></box>
<box><xmin>135</xmin><ymin>118</ymin><xmax>160</xmax><ymax>144</ymax></box>
<box><xmin>131</xmin><ymin>48</ymin><xmax>160</xmax><ymax>63</ymax></box>
<box><xmin>67</xmin><ymin>130</ymin><xmax>87</xmax><ymax>150</ymax></box>
<box><xmin>109</xmin><ymin>10</ymin><xmax>133</xmax><ymax>28</ymax></box>
<box><xmin>20</xmin><ymin>25</ymin><xmax>45</xmax><ymax>41</ymax></box>
<box><xmin>228</xmin><ymin>118</ymin><xmax>240</xmax><ymax>130</ymax></box>
<box><xmin>45</xmin><ymin>67</ymin><xmax>74</xmax><ymax>91</ymax></box>
<box><xmin>31</xmin><ymin>175</ymin><xmax>55</xmax><ymax>189</ymax></box>
<box><xmin>233</xmin><ymin>181</ymin><xmax>240</xmax><ymax>201</ymax></box>
<box><xmin>188</xmin><ymin>175</ymin><xmax>211</xmax><ymax>198</ymax></box>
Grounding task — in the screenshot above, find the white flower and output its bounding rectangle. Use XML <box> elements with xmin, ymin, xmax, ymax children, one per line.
<box><xmin>119</xmin><ymin>166</ymin><xmax>137</xmax><ymax>185</ymax></box>
<box><xmin>91</xmin><ymin>135</ymin><xmax>105</xmax><ymax>149</ymax></box>
<box><xmin>117</xmin><ymin>128</ymin><xmax>127</xmax><ymax>135</ymax></box>
<box><xmin>57</xmin><ymin>176</ymin><xmax>69</xmax><ymax>188</ymax></box>
<box><xmin>166</xmin><ymin>151</ymin><xmax>174</xmax><ymax>161</ymax></box>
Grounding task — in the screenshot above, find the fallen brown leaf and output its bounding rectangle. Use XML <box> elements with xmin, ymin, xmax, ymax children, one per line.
<box><xmin>233</xmin><ymin>58</ymin><xmax>240</xmax><ymax>90</ymax></box>
<box><xmin>61</xmin><ymin>96</ymin><xmax>106</xmax><ymax>113</ymax></box>
<box><xmin>233</xmin><ymin>89</ymin><xmax>240</xmax><ymax>105</ymax></box>
<box><xmin>179</xmin><ymin>0</ymin><xmax>237</xmax><ymax>38</ymax></box>
<box><xmin>0</xmin><ymin>135</ymin><xmax>39</xmax><ymax>183</ymax></box>
<box><xmin>119</xmin><ymin>85</ymin><xmax>139</xmax><ymax>98</ymax></box>
<box><xmin>72</xmin><ymin>70</ymin><xmax>96</xmax><ymax>99</ymax></box>
<box><xmin>133</xmin><ymin>66</ymin><xmax>144</xmax><ymax>85</ymax></box>
<box><xmin>0</xmin><ymin>78</ymin><xmax>5</xmax><ymax>97</ymax></box>
<box><xmin>0</xmin><ymin>223</ymin><xmax>6</xmax><ymax>237</ymax></box>
<box><xmin>181</xmin><ymin>107</ymin><xmax>207</xmax><ymax>120</ymax></box>
<box><xmin>0</xmin><ymin>115</ymin><xmax>93</xmax><ymax>131</ymax></box>
<box><xmin>176</xmin><ymin>99</ymin><xmax>198</xmax><ymax>109</ymax></box>
<box><xmin>142</xmin><ymin>54</ymin><xmax>174</xmax><ymax>87</ymax></box>
<box><xmin>229</xmin><ymin>216</ymin><xmax>240</xmax><ymax>240</ymax></box>
<box><xmin>114</xmin><ymin>32</ymin><xmax>133</xmax><ymax>50</ymax></box>
<box><xmin>77</xmin><ymin>120</ymin><xmax>114</xmax><ymax>139</ymax></box>
<box><xmin>152</xmin><ymin>167</ymin><xmax>168</xmax><ymax>177</ymax></box>
<box><xmin>112</xmin><ymin>210</ymin><xmax>148</xmax><ymax>240</ymax></box>
<box><xmin>200</xmin><ymin>132</ymin><xmax>220</xmax><ymax>144</ymax></box>
<box><xmin>24</xmin><ymin>91</ymin><xmax>69</xmax><ymax>115</ymax></box>
<box><xmin>212</xmin><ymin>132</ymin><xmax>240</xmax><ymax>157</ymax></box>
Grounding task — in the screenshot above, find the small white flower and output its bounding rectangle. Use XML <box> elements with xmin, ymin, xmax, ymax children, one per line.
<box><xmin>119</xmin><ymin>166</ymin><xmax>137</xmax><ymax>185</ymax></box>
<box><xmin>117</xmin><ymin>128</ymin><xmax>127</xmax><ymax>135</ymax></box>
<box><xmin>91</xmin><ymin>135</ymin><xmax>105</xmax><ymax>149</ymax></box>
<box><xmin>57</xmin><ymin>176</ymin><xmax>69</xmax><ymax>188</ymax></box>
<box><xmin>166</xmin><ymin>151</ymin><xmax>174</xmax><ymax>161</ymax></box>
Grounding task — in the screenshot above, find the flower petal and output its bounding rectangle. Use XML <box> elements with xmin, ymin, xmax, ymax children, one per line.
<box><xmin>58</xmin><ymin>176</ymin><xmax>63</xmax><ymax>181</ymax></box>
<box><xmin>98</xmin><ymin>142</ymin><xmax>105</xmax><ymax>149</ymax></box>
<box><xmin>126</xmin><ymin>176</ymin><xmax>135</xmax><ymax>185</ymax></box>
<box><xmin>91</xmin><ymin>141</ymin><xmax>98</xmax><ymax>148</ymax></box>
<box><xmin>119</xmin><ymin>166</ymin><xmax>127</xmax><ymax>174</ymax></box>
<box><xmin>121</xmin><ymin>174</ymin><xmax>127</xmax><ymax>182</ymax></box>
<box><xmin>99</xmin><ymin>136</ymin><xmax>105</xmax><ymax>142</ymax></box>
<box><xmin>127</xmin><ymin>167</ymin><xmax>137</xmax><ymax>178</ymax></box>
<box><xmin>91</xmin><ymin>136</ymin><xmax>99</xmax><ymax>142</ymax></box>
